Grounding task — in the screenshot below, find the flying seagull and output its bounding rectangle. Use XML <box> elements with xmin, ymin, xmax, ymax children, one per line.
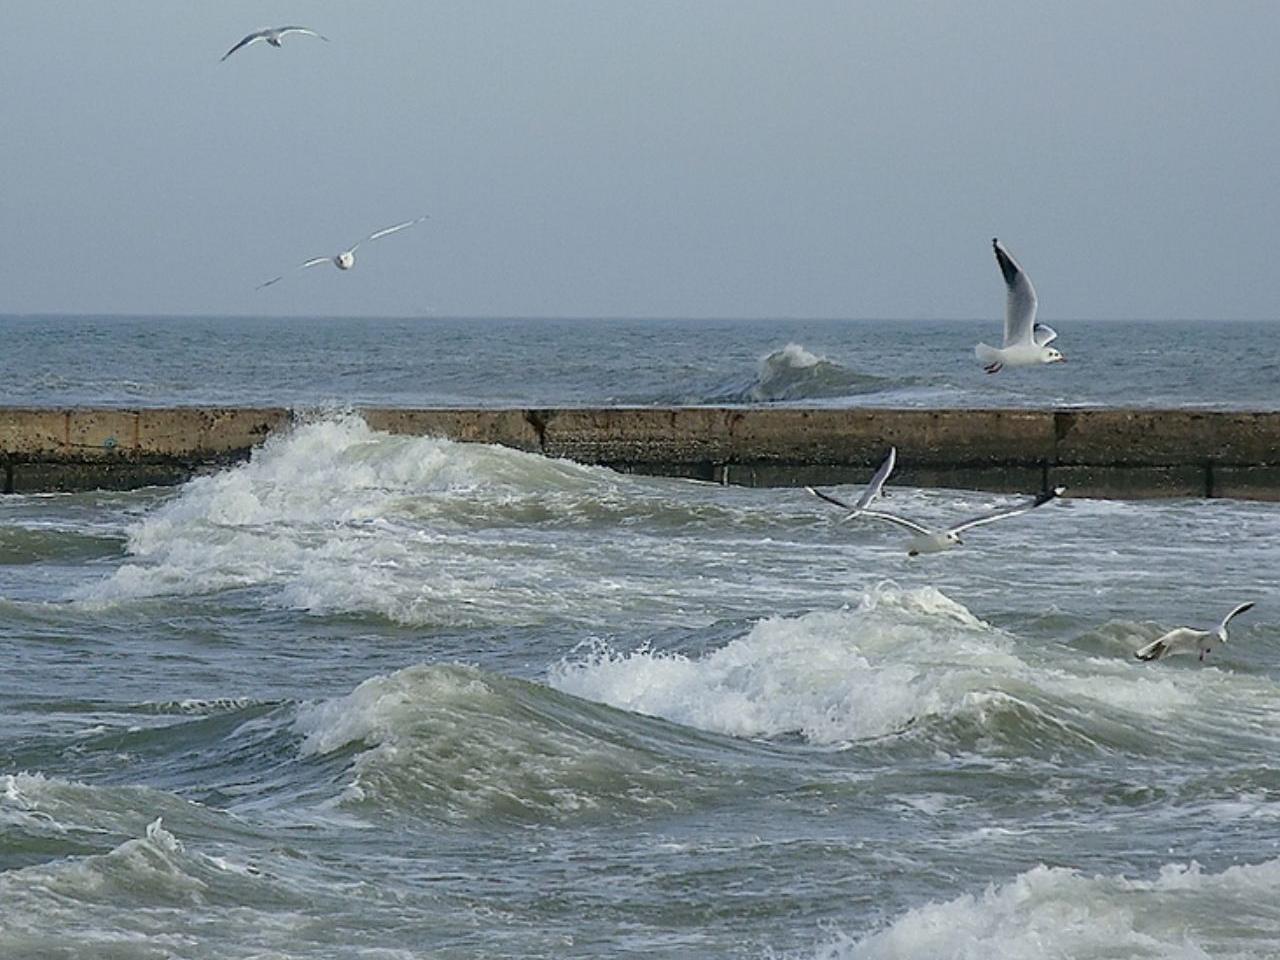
<box><xmin>257</xmin><ymin>217</ymin><xmax>430</xmax><ymax>289</ymax></box>
<box><xmin>221</xmin><ymin>26</ymin><xmax>329</xmax><ymax>62</ymax></box>
<box><xmin>805</xmin><ymin>447</ymin><xmax>896</xmax><ymax>522</ymax></box>
<box><xmin>1134</xmin><ymin>602</ymin><xmax>1256</xmax><ymax>663</ymax></box>
<box><xmin>808</xmin><ymin>482</ymin><xmax>1066</xmax><ymax>556</ymax></box>
<box><xmin>975</xmin><ymin>239</ymin><xmax>1066</xmax><ymax>374</ymax></box>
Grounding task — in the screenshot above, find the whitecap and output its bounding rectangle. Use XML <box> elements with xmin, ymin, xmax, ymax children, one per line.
<box><xmin>809</xmin><ymin>857</ymin><xmax>1280</xmax><ymax>959</ymax></box>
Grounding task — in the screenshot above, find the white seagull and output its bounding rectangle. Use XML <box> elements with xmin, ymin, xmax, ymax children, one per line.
<box><xmin>221</xmin><ymin>26</ymin><xmax>329</xmax><ymax>62</ymax></box>
<box><xmin>975</xmin><ymin>238</ymin><xmax>1066</xmax><ymax>374</ymax></box>
<box><xmin>257</xmin><ymin>217</ymin><xmax>430</xmax><ymax>289</ymax></box>
<box><xmin>1134</xmin><ymin>602</ymin><xmax>1256</xmax><ymax>663</ymax></box>
<box><xmin>805</xmin><ymin>447</ymin><xmax>896</xmax><ymax>521</ymax></box>
<box><xmin>809</xmin><ymin>482</ymin><xmax>1066</xmax><ymax>556</ymax></box>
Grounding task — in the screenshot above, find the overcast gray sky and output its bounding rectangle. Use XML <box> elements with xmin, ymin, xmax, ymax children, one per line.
<box><xmin>2</xmin><ymin>1</ymin><xmax>1277</xmax><ymax>319</ymax></box>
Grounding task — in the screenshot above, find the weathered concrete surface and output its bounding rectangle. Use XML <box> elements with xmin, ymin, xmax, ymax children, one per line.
<box><xmin>1</xmin><ymin>406</ymin><xmax>1278</xmax><ymax>499</ymax></box>
<box><xmin>0</xmin><ymin>407</ymin><xmax>288</xmax><ymax>459</ymax></box>
<box><xmin>361</xmin><ymin>408</ymin><xmax>540</xmax><ymax>450</ymax></box>
<box><xmin>0</xmin><ymin>408</ymin><xmax>288</xmax><ymax>493</ymax></box>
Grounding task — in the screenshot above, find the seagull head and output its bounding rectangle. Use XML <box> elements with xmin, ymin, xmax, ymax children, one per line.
<box><xmin>335</xmin><ymin>251</ymin><xmax>355</xmax><ymax>270</ymax></box>
<box><xmin>1041</xmin><ymin>347</ymin><xmax>1066</xmax><ymax>364</ymax></box>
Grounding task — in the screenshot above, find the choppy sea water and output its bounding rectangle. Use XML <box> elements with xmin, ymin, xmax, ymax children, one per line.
<box><xmin>3</xmin><ymin>412</ymin><xmax>1279</xmax><ymax>958</ymax></box>
<box><xmin>0</xmin><ymin>314</ymin><xmax>1276</xmax><ymax>409</ymax></box>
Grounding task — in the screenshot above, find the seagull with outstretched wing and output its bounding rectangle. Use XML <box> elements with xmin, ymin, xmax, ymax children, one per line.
<box><xmin>809</xmin><ymin>476</ymin><xmax>1066</xmax><ymax>557</ymax></box>
<box><xmin>222</xmin><ymin>26</ymin><xmax>329</xmax><ymax>62</ymax></box>
<box><xmin>258</xmin><ymin>216</ymin><xmax>430</xmax><ymax>290</ymax></box>
<box><xmin>975</xmin><ymin>238</ymin><xmax>1066</xmax><ymax>374</ymax></box>
<box><xmin>1134</xmin><ymin>602</ymin><xmax>1256</xmax><ymax>663</ymax></box>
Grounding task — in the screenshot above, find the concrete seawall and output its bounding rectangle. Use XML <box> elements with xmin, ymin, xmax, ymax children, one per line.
<box><xmin>1</xmin><ymin>406</ymin><xmax>1278</xmax><ymax>499</ymax></box>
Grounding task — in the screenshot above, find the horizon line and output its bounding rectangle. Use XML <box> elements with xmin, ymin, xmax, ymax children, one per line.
<box><xmin>0</xmin><ymin>311</ymin><xmax>1274</xmax><ymax>324</ymax></box>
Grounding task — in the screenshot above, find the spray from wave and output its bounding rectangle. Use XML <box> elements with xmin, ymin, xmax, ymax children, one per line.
<box><xmin>549</xmin><ymin>583</ymin><xmax>1269</xmax><ymax>754</ymax></box>
<box><xmin>549</xmin><ymin>584</ymin><xmax>1004</xmax><ymax>744</ymax></box>
<box><xmin>72</xmin><ymin>414</ymin><xmax>625</xmax><ymax>624</ymax></box>
<box><xmin>809</xmin><ymin>858</ymin><xmax>1280</xmax><ymax>959</ymax></box>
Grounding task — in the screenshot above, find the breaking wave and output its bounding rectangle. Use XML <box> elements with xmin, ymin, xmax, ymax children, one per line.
<box><xmin>292</xmin><ymin>662</ymin><xmax>724</xmax><ymax>823</ymax></box>
<box><xmin>810</xmin><ymin>858</ymin><xmax>1280</xmax><ymax>959</ymax></box>
<box><xmin>550</xmin><ymin>583</ymin><xmax>1280</xmax><ymax>755</ymax></box>
<box><xmin>684</xmin><ymin>343</ymin><xmax>903</xmax><ymax>404</ymax></box>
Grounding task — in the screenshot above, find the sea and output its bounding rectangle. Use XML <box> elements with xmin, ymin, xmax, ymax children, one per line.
<box><xmin>1</xmin><ymin>315</ymin><xmax>1279</xmax><ymax>959</ymax></box>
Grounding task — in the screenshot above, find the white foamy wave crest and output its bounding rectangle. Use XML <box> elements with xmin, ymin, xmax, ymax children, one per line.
<box><xmin>811</xmin><ymin>858</ymin><xmax>1280</xmax><ymax>959</ymax></box>
<box><xmin>746</xmin><ymin>343</ymin><xmax>892</xmax><ymax>403</ymax></box>
<box><xmin>549</xmin><ymin>584</ymin><xmax>1013</xmax><ymax>743</ymax></box>
<box><xmin>772</xmin><ymin>343</ymin><xmax>823</xmax><ymax>369</ymax></box>
<box><xmin>550</xmin><ymin>580</ymin><xmax>1268</xmax><ymax>751</ymax></box>
<box><xmin>74</xmin><ymin>414</ymin><xmax>607</xmax><ymax>623</ymax></box>
<box><xmin>684</xmin><ymin>343</ymin><xmax>898</xmax><ymax>404</ymax></box>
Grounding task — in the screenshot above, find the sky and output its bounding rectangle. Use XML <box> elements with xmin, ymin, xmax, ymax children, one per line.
<box><xmin>2</xmin><ymin>1</ymin><xmax>1278</xmax><ymax>320</ymax></box>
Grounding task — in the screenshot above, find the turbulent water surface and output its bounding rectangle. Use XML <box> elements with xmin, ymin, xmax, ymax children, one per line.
<box><xmin>2</xmin><ymin>318</ymin><xmax>1280</xmax><ymax>958</ymax></box>
<box><xmin>0</xmin><ymin>314</ymin><xmax>1276</xmax><ymax>409</ymax></box>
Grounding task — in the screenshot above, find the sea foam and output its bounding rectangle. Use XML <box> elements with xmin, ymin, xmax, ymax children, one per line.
<box><xmin>74</xmin><ymin>414</ymin><xmax>609</xmax><ymax>624</ymax></box>
<box><xmin>810</xmin><ymin>858</ymin><xmax>1280</xmax><ymax>959</ymax></box>
<box><xmin>549</xmin><ymin>584</ymin><xmax>1013</xmax><ymax>744</ymax></box>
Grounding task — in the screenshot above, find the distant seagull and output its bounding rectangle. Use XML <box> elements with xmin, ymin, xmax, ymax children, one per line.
<box><xmin>1134</xmin><ymin>602</ymin><xmax>1256</xmax><ymax>663</ymax></box>
<box><xmin>257</xmin><ymin>217</ymin><xmax>429</xmax><ymax>289</ymax></box>
<box><xmin>975</xmin><ymin>239</ymin><xmax>1066</xmax><ymax>374</ymax></box>
<box><xmin>808</xmin><ymin>482</ymin><xmax>1065</xmax><ymax>556</ymax></box>
<box><xmin>221</xmin><ymin>26</ymin><xmax>329</xmax><ymax>62</ymax></box>
<box><xmin>805</xmin><ymin>447</ymin><xmax>896</xmax><ymax>521</ymax></box>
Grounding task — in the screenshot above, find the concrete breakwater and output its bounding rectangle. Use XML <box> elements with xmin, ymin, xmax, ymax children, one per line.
<box><xmin>1</xmin><ymin>406</ymin><xmax>1278</xmax><ymax>499</ymax></box>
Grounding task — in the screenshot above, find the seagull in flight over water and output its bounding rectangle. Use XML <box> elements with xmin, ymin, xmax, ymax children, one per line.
<box><xmin>221</xmin><ymin>26</ymin><xmax>329</xmax><ymax>62</ymax></box>
<box><xmin>1134</xmin><ymin>602</ymin><xmax>1256</xmax><ymax>663</ymax></box>
<box><xmin>257</xmin><ymin>217</ymin><xmax>430</xmax><ymax>289</ymax></box>
<box><xmin>807</xmin><ymin>452</ymin><xmax>1065</xmax><ymax>556</ymax></box>
<box><xmin>975</xmin><ymin>238</ymin><xmax>1066</xmax><ymax>374</ymax></box>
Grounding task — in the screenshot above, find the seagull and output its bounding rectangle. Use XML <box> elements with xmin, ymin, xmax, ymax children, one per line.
<box><xmin>805</xmin><ymin>447</ymin><xmax>896</xmax><ymax>521</ymax></box>
<box><xmin>221</xmin><ymin>26</ymin><xmax>329</xmax><ymax>62</ymax></box>
<box><xmin>257</xmin><ymin>217</ymin><xmax>430</xmax><ymax>289</ymax></box>
<box><xmin>1134</xmin><ymin>602</ymin><xmax>1256</xmax><ymax>663</ymax></box>
<box><xmin>808</xmin><ymin>482</ymin><xmax>1066</xmax><ymax>556</ymax></box>
<box><xmin>975</xmin><ymin>238</ymin><xmax>1066</xmax><ymax>374</ymax></box>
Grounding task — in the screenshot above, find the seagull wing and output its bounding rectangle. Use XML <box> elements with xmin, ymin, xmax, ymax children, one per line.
<box><xmin>805</xmin><ymin>447</ymin><xmax>896</xmax><ymax>522</ymax></box>
<box><xmin>256</xmin><ymin>256</ymin><xmax>330</xmax><ymax>290</ymax></box>
<box><xmin>1135</xmin><ymin>627</ymin><xmax>1204</xmax><ymax>661</ymax></box>
<box><xmin>806</xmin><ymin>486</ymin><xmax>856</xmax><ymax>512</ymax></box>
<box><xmin>365</xmin><ymin>215</ymin><xmax>430</xmax><ymax>244</ymax></box>
<box><xmin>947</xmin><ymin>486</ymin><xmax>1064</xmax><ymax>536</ymax></box>
<box><xmin>857</xmin><ymin>508</ymin><xmax>933</xmax><ymax>537</ymax></box>
<box><xmin>1033</xmin><ymin>323</ymin><xmax>1058</xmax><ymax>346</ymax></box>
<box><xmin>1218</xmin><ymin>601</ymin><xmax>1256</xmax><ymax>634</ymax></box>
<box><xmin>277</xmin><ymin>26</ymin><xmax>331</xmax><ymax>42</ymax></box>
<box><xmin>221</xmin><ymin>30</ymin><xmax>268</xmax><ymax>61</ymax></box>
<box><xmin>993</xmin><ymin>238</ymin><xmax>1038</xmax><ymax>347</ymax></box>
<box><xmin>854</xmin><ymin>447</ymin><xmax>897</xmax><ymax>510</ymax></box>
